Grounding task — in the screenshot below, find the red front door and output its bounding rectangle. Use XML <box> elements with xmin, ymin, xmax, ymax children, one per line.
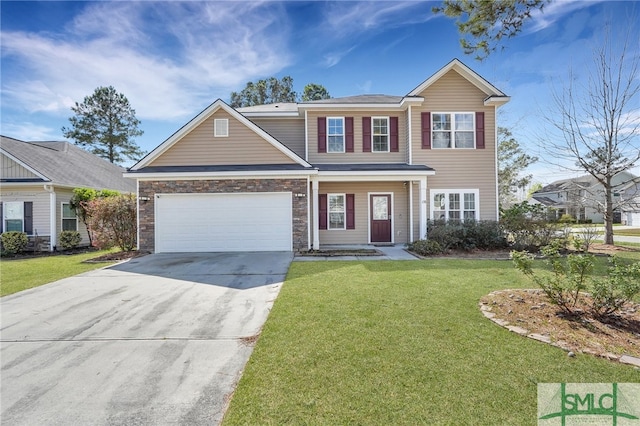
<box><xmin>370</xmin><ymin>194</ymin><xmax>392</xmax><ymax>243</ymax></box>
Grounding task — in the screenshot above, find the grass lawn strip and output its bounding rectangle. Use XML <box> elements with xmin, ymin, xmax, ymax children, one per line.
<box><xmin>1</xmin><ymin>249</ymin><xmax>118</xmax><ymax>296</ymax></box>
<box><xmin>223</xmin><ymin>259</ymin><xmax>639</xmax><ymax>425</ymax></box>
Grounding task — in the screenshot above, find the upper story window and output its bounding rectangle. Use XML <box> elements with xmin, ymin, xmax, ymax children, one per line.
<box><xmin>432</xmin><ymin>113</ymin><xmax>474</xmax><ymax>149</ymax></box>
<box><xmin>372</xmin><ymin>117</ymin><xmax>389</xmax><ymax>152</ymax></box>
<box><xmin>327</xmin><ymin>117</ymin><xmax>345</xmax><ymax>153</ymax></box>
<box><xmin>214</xmin><ymin>119</ymin><xmax>229</xmax><ymax>137</ymax></box>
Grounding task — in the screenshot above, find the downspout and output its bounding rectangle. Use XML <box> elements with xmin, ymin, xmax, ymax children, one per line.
<box><xmin>44</xmin><ymin>184</ymin><xmax>56</xmax><ymax>251</ymax></box>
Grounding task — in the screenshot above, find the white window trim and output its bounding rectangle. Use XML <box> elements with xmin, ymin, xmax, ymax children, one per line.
<box><xmin>429</xmin><ymin>189</ymin><xmax>480</xmax><ymax>221</ymax></box>
<box><xmin>3</xmin><ymin>201</ymin><xmax>24</xmax><ymax>232</ymax></box>
<box><xmin>214</xmin><ymin>118</ymin><xmax>229</xmax><ymax>137</ymax></box>
<box><xmin>328</xmin><ymin>193</ymin><xmax>346</xmax><ymax>230</ymax></box>
<box><xmin>61</xmin><ymin>202</ymin><xmax>78</xmax><ymax>232</ymax></box>
<box><xmin>371</xmin><ymin>116</ymin><xmax>390</xmax><ymax>153</ymax></box>
<box><xmin>431</xmin><ymin>112</ymin><xmax>475</xmax><ymax>149</ymax></box>
<box><xmin>327</xmin><ymin>117</ymin><xmax>345</xmax><ymax>153</ymax></box>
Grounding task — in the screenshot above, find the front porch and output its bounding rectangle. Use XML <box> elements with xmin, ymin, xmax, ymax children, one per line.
<box><xmin>308</xmin><ymin>164</ymin><xmax>435</xmax><ymax>250</ymax></box>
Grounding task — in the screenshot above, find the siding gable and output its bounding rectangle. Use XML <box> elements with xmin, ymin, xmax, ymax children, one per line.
<box><xmin>148</xmin><ymin>109</ymin><xmax>298</xmax><ymax>167</ymax></box>
<box><xmin>1</xmin><ymin>153</ymin><xmax>39</xmax><ymax>179</ymax></box>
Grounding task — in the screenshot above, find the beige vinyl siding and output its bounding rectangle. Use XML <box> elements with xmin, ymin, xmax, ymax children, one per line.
<box><xmin>307</xmin><ymin>111</ymin><xmax>407</xmax><ymax>164</ymax></box>
<box><xmin>1</xmin><ymin>154</ymin><xmax>39</xmax><ymax>179</ymax></box>
<box><xmin>55</xmin><ymin>188</ymin><xmax>90</xmax><ymax>246</ymax></box>
<box><xmin>251</xmin><ymin>118</ymin><xmax>306</xmax><ymax>160</ymax></box>
<box><xmin>149</xmin><ymin>109</ymin><xmax>297</xmax><ymax>167</ymax></box>
<box><xmin>0</xmin><ymin>186</ymin><xmax>50</xmax><ymax>236</ymax></box>
<box><xmin>410</xmin><ymin>69</ymin><xmax>498</xmax><ymax>220</ymax></box>
<box><xmin>317</xmin><ymin>182</ymin><xmax>409</xmax><ymax>245</ymax></box>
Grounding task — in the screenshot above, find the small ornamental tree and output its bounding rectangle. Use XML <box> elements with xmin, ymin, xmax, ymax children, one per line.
<box><xmin>82</xmin><ymin>193</ymin><xmax>137</xmax><ymax>251</ymax></box>
<box><xmin>70</xmin><ymin>188</ymin><xmax>120</xmax><ymax>246</ymax></box>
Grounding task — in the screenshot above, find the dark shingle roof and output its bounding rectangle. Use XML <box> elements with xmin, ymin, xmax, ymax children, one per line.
<box><xmin>1</xmin><ymin>136</ymin><xmax>136</xmax><ymax>192</ymax></box>
<box><xmin>315</xmin><ymin>163</ymin><xmax>434</xmax><ymax>172</ymax></box>
<box><xmin>302</xmin><ymin>94</ymin><xmax>404</xmax><ymax>104</ymax></box>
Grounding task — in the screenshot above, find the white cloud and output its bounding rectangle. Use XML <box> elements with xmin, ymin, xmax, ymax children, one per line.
<box><xmin>1</xmin><ymin>2</ymin><xmax>291</xmax><ymax>121</ymax></box>
<box><xmin>1</xmin><ymin>122</ymin><xmax>60</xmax><ymax>142</ymax></box>
<box><xmin>527</xmin><ymin>0</ymin><xmax>604</xmax><ymax>33</ymax></box>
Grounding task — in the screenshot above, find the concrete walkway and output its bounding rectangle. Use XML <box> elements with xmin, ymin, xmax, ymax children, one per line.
<box><xmin>294</xmin><ymin>244</ymin><xmax>418</xmax><ymax>261</ymax></box>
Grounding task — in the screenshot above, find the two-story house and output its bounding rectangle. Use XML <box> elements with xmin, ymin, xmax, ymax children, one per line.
<box><xmin>125</xmin><ymin>59</ymin><xmax>509</xmax><ymax>252</ymax></box>
<box><xmin>531</xmin><ymin>171</ymin><xmax>639</xmax><ymax>223</ymax></box>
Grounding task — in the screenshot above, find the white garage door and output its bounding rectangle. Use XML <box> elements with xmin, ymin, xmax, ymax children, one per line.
<box><xmin>155</xmin><ymin>192</ymin><xmax>292</xmax><ymax>252</ymax></box>
<box><xmin>628</xmin><ymin>212</ymin><xmax>640</xmax><ymax>227</ymax></box>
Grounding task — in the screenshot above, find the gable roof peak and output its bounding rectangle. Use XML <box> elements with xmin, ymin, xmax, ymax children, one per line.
<box><xmin>407</xmin><ymin>58</ymin><xmax>508</xmax><ymax>99</ymax></box>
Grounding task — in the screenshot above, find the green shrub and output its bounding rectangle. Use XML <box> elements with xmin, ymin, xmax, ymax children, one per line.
<box><xmin>512</xmin><ymin>243</ymin><xmax>640</xmax><ymax>318</ymax></box>
<box><xmin>1</xmin><ymin>231</ymin><xmax>29</xmax><ymax>255</ymax></box>
<box><xmin>59</xmin><ymin>231</ymin><xmax>82</xmax><ymax>250</ymax></box>
<box><xmin>558</xmin><ymin>214</ymin><xmax>576</xmax><ymax>224</ymax></box>
<box><xmin>408</xmin><ymin>239</ymin><xmax>443</xmax><ymax>256</ymax></box>
<box><xmin>426</xmin><ymin>220</ymin><xmax>507</xmax><ymax>252</ymax></box>
<box><xmin>500</xmin><ymin>201</ymin><xmax>563</xmax><ymax>251</ymax></box>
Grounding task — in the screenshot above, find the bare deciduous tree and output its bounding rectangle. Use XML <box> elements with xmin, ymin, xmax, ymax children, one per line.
<box><xmin>542</xmin><ymin>28</ymin><xmax>640</xmax><ymax>245</ymax></box>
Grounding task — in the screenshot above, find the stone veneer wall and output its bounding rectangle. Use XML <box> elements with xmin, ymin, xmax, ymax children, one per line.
<box><xmin>138</xmin><ymin>178</ymin><xmax>308</xmax><ymax>252</ymax></box>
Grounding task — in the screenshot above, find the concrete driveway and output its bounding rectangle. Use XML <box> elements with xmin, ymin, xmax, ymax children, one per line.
<box><xmin>1</xmin><ymin>252</ymin><xmax>292</xmax><ymax>425</ymax></box>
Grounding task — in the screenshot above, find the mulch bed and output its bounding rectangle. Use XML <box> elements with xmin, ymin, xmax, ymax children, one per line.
<box><xmin>85</xmin><ymin>250</ymin><xmax>150</xmax><ymax>262</ymax></box>
<box><xmin>298</xmin><ymin>249</ymin><xmax>382</xmax><ymax>257</ymax></box>
<box><xmin>481</xmin><ymin>289</ymin><xmax>640</xmax><ymax>360</ymax></box>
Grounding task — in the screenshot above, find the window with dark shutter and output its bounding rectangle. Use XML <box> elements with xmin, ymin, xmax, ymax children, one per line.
<box><xmin>475</xmin><ymin>111</ymin><xmax>485</xmax><ymax>149</ymax></box>
<box><xmin>421</xmin><ymin>112</ymin><xmax>431</xmax><ymax>149</ymax></box>
<box><xmin>319</xmin><ymin>194</ymin><xmax>328</xmax><ymax>230</ymax></box>
<box><xmin>390</xmin><ymin>117</ymin><xmax>399</xmax><ymax>152</ymax></box>
<box><xmin>345</xmin><ymin>117</ymin><xmax>354</xmax><ymax>152</ymax></box>
<box><xmin>362</xmin><ymin>117</ymin><xmax>371</xmax><ymax>152</ymax></box>
<box><xmin>318</xmin><ymin>117</ymin><xmax>327</xmax><ymax>153</ymax></box>
<box><xmin>346</xmin><ymin>194</ymin><xmax>355</xmax><ymax>229</ymax></box>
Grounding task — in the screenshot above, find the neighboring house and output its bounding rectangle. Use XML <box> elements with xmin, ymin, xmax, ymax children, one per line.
<box><xmin>619</xmin><ymin>176</ymin><xmax>640</xmax><ymax>226</ymax></box>
<box><xmin>531</xmin><ymin>171</ymin><xmax>639</xmax><ymax>223</ymax></box>
<box><xmin>1</xmin><ymin>136</ymin><xmax>136</xmax><ymax>250</ymax></box>
<box><xmin>125</xmin><ymin>59</ymin><xmax>509</xmax><ymax>253</ymax></box>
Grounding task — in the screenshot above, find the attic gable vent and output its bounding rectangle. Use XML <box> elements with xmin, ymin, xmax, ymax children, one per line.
<box><xmin>214</xmin><ymin>119</ymin><xmax>229</xmax><ymax>137</ymax></box>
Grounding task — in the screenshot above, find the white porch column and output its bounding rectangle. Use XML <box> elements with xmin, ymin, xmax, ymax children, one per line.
<box><xmin>409</xmin><ymin>181</ymin><xmax>414</xmax><ymax>243</ymax></box>
<box><xmin>419</xmin><ymin>177</ymin><xmax>427</xmax><ymax>239</ymax></box>
<box><xmin>45</xmin><ymin>184</ymin><xmax>56</xmax><ymax>251</ymax></box>
<box><xmin>312</xmin><ymin>177</ymin><xmax>320</xmax><ymax>250</ymax></box>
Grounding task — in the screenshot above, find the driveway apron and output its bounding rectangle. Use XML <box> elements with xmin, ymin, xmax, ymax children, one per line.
<box><xmin>0</xmin><ymin>252</ymin><xmax>292</xmax><ymax>425</ymax></box>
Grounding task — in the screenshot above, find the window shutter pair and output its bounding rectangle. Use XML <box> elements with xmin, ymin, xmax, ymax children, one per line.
<box><xmin>421</xmin><ymin>112</ymin><xmax>485</xmax><ymax>149</ymax></box>
<box><xmin>318</xmin><ymin>194</ymin><xmax>355</xmax><ymax>230</ymax></box>
<box><xmin>362</xmin><ymin>117</ymin><xmax>399</xmax><ymax>152</ymax></box>
<box><xmin>317</xmin><ymin>117</ymin><xmax>354</xmax><ymax>153</ymax></box>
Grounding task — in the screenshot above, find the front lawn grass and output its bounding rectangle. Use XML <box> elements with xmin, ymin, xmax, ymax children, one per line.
<box><xmin>223</xmin><ymin>259</ymin><xmax>639</xmax><ymax>425</ymax></box>
<box><xmin>1</xmin><ymin>249</ymin><xmax>116</xmax><ymax>296</ymax></box>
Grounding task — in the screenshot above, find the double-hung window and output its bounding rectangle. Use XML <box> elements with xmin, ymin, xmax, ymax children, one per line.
<box><xmin>430</xmin><ymin>190</ymin><xmax>479</xmax><ymax>221</ymax></box>
<box><xmin>432</xmin><ymin>113</ymin><xmax>475</xmax><ymax>148</ymax></box>
<box><xmin>372</xmin><ymin>117</ymin><xmax>389</xmax><ymax>152</ymax></box>
<box><xmin>4</xmin><ymin>201</ymin><xmax>23</xmax><ymax>232</ymax></box>
<box><xmin>327</xmin><ymin>118</ymin><xmax>345</xmax><ymax>153</ymax></box>
<box><xmin>62</xmin><ymin>203</ymin><xmax>78</xmax><ymax>231</ymax></box>
<box><xmin>328</xmin><ymin>194</ymin><xmax>346</xmax><ymax>229</ymax></box>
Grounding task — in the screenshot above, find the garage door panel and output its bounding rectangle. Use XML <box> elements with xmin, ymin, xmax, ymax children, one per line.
<box><xmin>156</xmin><ymin>193</ymin><xmax>292</xmax><ymax>252</ymax></box>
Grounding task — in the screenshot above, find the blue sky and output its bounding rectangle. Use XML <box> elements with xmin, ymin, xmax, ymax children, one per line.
<box><xmin>1</xmin><ymin>0</ymin><xmax>638</xmax><ymax>184</ymax></box>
